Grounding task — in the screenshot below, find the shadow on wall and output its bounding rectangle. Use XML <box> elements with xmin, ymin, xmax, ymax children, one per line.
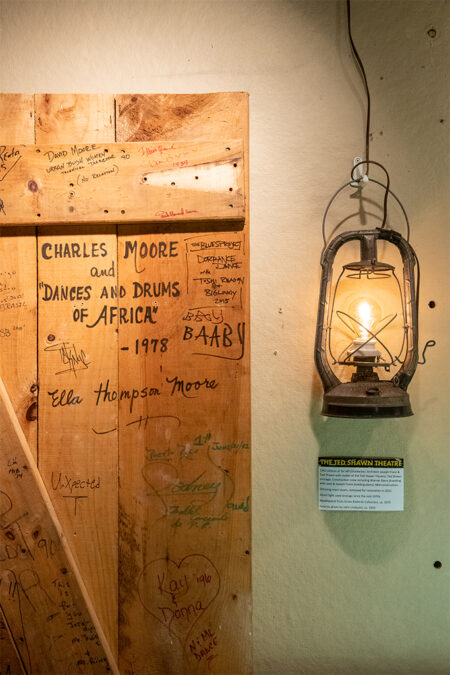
<box><xmin>309</xmin><ymin>370</ymin><xmax>417</xmax><ymax>565</ymax></box>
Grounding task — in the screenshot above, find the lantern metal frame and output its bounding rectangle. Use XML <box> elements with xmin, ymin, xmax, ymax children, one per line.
<box><xmin>314</xmin><ymin>227</ymin><xmax>419</xmax><ymax>418</ymax></box>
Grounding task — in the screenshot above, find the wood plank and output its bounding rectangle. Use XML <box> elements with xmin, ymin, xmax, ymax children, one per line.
<box><xmin>0</xmin><ymin>606</ymin><xmax>23</xmax><ymax>675</ymax></box>
<box><xmin>0</xmin><ymin>141</ymin><xmax>245</xmax><ymax>226</ymax></box>
<box><xmin>0</xmin><ymin>95</ymin><xmax>35</xmax><ymax>143</ymax></box>
<box><xmin>0</xmin><ymin>93</ymin><xmax>37</xmax><ymax>675</ymax></box>
<box><xmin>116</xmin><ymin>93</ymin><xmax>251</xmax><ymax>674</ymax></box>
<box><xmin>34</xmin><ymin>94</ymin><xmax>114</xmax><ymax>144</ymax></box>
<box><xmin>35</xmin><ymin>94</ymin><xmax>119</xmax><ymax>661</ymax></box>
<box><xmin>0</xmin><ymin>95</ymin><xmax>37</xmax><ymax>457</ymax></box>
<box><xmin>0</xmin><ymin>375</ymin><xmax>118</xmax><ymax>674</ymax></box>
<box><xmin>116</xmin><ymin>93</ymin><xmax>248</xmax><ymax>144</ymax></box>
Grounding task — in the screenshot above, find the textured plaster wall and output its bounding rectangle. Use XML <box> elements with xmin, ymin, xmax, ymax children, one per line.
<box><xmin>0</xmin><ymin>1</ymin><xmax>448</xmax><ymax>673</ymax></box>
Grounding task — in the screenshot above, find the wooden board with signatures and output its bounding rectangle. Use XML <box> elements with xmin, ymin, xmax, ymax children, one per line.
<box><xmin>0</xmin><ymin>140</ymin><xmax>245</xmax><ymax>226</ymax></box>
<box><xmin>0</xmin><ymin>93</ymin><xmax>251</xmax><ymax>675</ymax></box>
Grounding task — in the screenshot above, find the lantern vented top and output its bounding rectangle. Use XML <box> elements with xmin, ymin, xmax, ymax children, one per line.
<box><xmin>343</xmin><ymin>232</ymin><xmax>394</xmax><ymax>277</ymax></box>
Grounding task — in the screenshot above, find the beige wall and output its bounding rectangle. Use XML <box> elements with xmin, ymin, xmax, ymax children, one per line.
<box><xmin>0</xmin><ymin>0</ymin><xmax>448</xmax><ymax>673</ymax></box>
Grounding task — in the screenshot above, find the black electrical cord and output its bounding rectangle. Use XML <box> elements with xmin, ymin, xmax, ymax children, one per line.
<box><xmin>347</xmin><ymin>0</ymin><xmax>371</xmax><ymax>172</ymax></box>
<box><xmin>347</xmin><ymin>1</ymin><xmax>391</xmax><ymax>230</ymax></box>
<box><xmin>343</xmin><ymin>0</ymin><xmax>436</xmax><ymax>368</ymax></box>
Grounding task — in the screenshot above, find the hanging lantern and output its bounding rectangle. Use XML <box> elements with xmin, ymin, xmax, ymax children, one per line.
<box><xmin>314</xmin><ymin>227</ymin><xmax>419</xmax><ymax>418</ymax></box>
<box><xmin>313</xmin><ymin>2</ymin><xmax>435</xmax><ymax>419</ymax></box>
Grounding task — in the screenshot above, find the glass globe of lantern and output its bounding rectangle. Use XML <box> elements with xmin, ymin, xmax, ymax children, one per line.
<box><xmin>328</xmin><ymin>245</ymin><xmax>405</xmax><ymax>377</ymax></box>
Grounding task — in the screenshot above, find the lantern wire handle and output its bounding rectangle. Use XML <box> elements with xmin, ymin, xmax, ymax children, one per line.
<box><xmin>321</xmin><ymin>179</ymin><xmax>410</xmax><ymax>249</ymax></box>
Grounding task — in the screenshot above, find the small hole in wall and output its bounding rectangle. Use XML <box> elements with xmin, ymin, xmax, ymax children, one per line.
<box><xmin>69</xmin><ymin>182</ymin><xmax>74</xmax><ymax>187</ymax></box>
<box><xmin>233</xmin><ymin>163</ymin><xmax>237</xmax><ymax>167</ymax></box>
<box><xmin>427</xmin><ymin>27</ymin><xmax>437</xmax><ymax>39</ymax></box>
<box><xmin>143</xmin><ymin>176</ymin><xmax>147</xmax><ymax>181</ymax></box>
<box><xmin>171</xmin><ymin>182</ymin><xmax>176</xmax><ymax>186</ymax></box>
<box><xmin>121</xmin><ymin>209</ymin><xmax>125</xmax><ymax>214</ymax></box>
<box><xmin>434</xmin><ymin>561</ymin><xmax>442</xmax><ymax>569</ymax></box>
<box><xmin>37</xmin><ymin>213</ymin><xmax>41</xmax><ymax>217</ymax></box>
<box><xmin>104</xmin><ymin>148</ymin><xmax>109</xmax><ymax>153</ymax></box>
<box><xmin>195</xmin><ymin>176</ymin><xmax>199</xmax><ymax>180</ymax></box>
<box><xmin>229</xmin><ymin>204</ymin><xmax>233</xmax><ymax>208</ymax></box>
<box><xmin>104</xmin><ymin>209</ymin><xmax>109</xmax><ymax>214</ymax></box>
<box><xmin>428</xmin><ymin>301</ymin><xmax>436</xmax><ymax>308</ymax></box>
<box><xmin>229</xmin><ymin>187</ymin><xmax>233</xmax><ymax>192</ymax></box>
<box><xmin>225</xmin><ymin>147</ymin><xmax>231</xmax><ymax>151</ymax></box>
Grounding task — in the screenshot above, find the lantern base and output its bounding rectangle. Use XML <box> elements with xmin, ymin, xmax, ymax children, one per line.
<box><xmin>322</xmin><ymin>381</ymin><xmax>413</xmax><ymax>418</ymax></box>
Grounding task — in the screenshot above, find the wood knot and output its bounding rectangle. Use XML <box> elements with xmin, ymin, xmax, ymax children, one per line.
<box><xmin>26</xmin><ymin>401</ymin><xmax>37</xmax><ymax>422</ymax></box>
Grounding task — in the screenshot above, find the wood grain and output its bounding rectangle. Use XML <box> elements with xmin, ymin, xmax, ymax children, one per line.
<box><xmin>0</xmin><ymin>95</ymin><xmax>37</xmax><ymax>457</ymax></box>
<box><xmin>0</xmin><ymin>94</ymin><xmax>35</xmax><ymax>143</ymax></box>
<box><xmin>0</xmin><ymin>375</ymin><xmax>118</xmax><ymax>674</ymax></box>
<box><xmin>34</xmin><ymin>94</ymin><xmax>114</xmax><ymax>144</ymax></box>
<box><xmin>117</xmin><ymin>93</ymin><xmax>251</xmax><ymax>675</ymax></box>
<box><xmin>0</xmin><ymin>91</ymin><xmax>251</xmax><ymax>673</ymax></box>
<box><xmin>35</xmin><ymin>94</ymin><xmax>119</xmax><ymax>660</ymax></box>
<box><xmin>0</xmin><ymin>140</ymin><xmax>244</xmax><ymax>227</ymax></box>
<box><xmin>0</xmin><ymin>92</ymin><xmax>37</xmax><ymax>675</ymax></box>
<box><xmin>116</xmin><ymin>93</ymin><xmax>248</xmax><ymax>144</ymax></box>
<box><xmin>0</xmin><ymin>606</ymin><xmax>23</xmax><ymax>674</ymax></box>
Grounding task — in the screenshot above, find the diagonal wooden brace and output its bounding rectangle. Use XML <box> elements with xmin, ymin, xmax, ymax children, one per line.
<box><xmin>0</xmin><ymin>375</ymin><xmax>119</xmax><ymax>675</ymax></box>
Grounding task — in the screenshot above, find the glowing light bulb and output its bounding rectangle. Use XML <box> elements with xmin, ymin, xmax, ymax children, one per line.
<box><xmin>348</xmin><ymin>297</ymin><xmax>381</xmax><ymax>339</ymax></box>
<box><xmin>347</xmin><ymin>297</ymin><xmax>382</xmax><ymax>359</ymax></box>
<box><xmin>357</xmin><ymin>301</ymin><xmax>373</xmax><ymax>338</ymax></box>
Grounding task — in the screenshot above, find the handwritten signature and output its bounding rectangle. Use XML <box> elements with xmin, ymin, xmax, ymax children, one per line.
<box><xmin>44</xmin><ymin>342</ymin><xmax>90</xmax><ymax>376</ymax></box>
<box><xmin>155</xmin><ymin>208</ymin><xmax>198</xmax><ymax>219</ymax></box>
<box><xmin>182</xmin><ymin>308</ymin><xmax>224</xmax><ymax>324</ymax></box>
<box><xmin>0</xmin><ymin>146</ymin><xmax>22</xmax><ymax>183</ymax></box>
<box><xmin>139</xmin><ymin>144</ymin><xmax>175</xmax><ymax>157</ymax></box>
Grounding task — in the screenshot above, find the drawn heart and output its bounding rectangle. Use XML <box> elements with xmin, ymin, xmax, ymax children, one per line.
<box><xmin>137</xmin><ymin>554</ymin><xmax>220</xmax><ymax>645</ymax></box>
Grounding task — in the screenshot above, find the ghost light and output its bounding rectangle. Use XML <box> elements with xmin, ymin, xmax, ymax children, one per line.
<box><xmin>314</xmin><ymin>190</ymin><xmax>419</xmax><ymax>418</ymax></box>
